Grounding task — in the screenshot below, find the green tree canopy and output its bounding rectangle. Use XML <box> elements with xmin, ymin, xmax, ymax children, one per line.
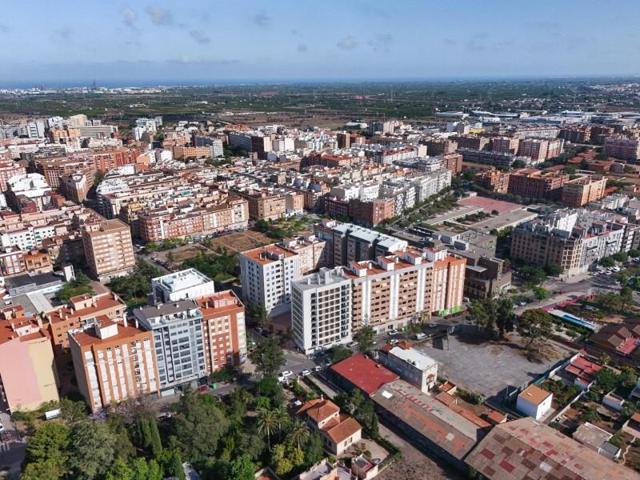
<box><xmin>249</xmin><ymin>337</ymin><xmax>285</xmax><ymax>378</ymax></box>
<box><xmin>354</xmin><ymin>326</ymin><xmax>375</xmax><ymax>353</ymax></box>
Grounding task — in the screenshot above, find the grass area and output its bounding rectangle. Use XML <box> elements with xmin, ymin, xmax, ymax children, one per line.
<box><xmin>55</xmin><ymin>273</ymin><xmax>95</xmax><ymax>303</ymax></box>
<box><xmin>254</xmin><ymin>216</ymin><xmax>310</xmax><ymax>240</ymax></box>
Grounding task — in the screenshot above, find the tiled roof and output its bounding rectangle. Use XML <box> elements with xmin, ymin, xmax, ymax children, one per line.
<box><xmin>297</xmin><ymin>398</ymin><xmax>340</xmax><ymax>423</ymax></box>
<box><xmin>466</xmin><ymin>418</ymin><xmax>640</xmax><ymax>480</ymax></box>
<box><xmin>330</xmin><ymin>353</ymin><xmax>398</xmax><ymax>395</ymax></box>
<box><xmin>322</xmin><ymin>415</ymin><xmax>362</xmax><ymax>445</ymax></box>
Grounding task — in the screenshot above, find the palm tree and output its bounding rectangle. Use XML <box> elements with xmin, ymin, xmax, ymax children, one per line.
<box><xmin>274</xmin><ymin>407</ymin><xmax>291</xmax><ymax>439</ymax></box>
<box><xmin>257</xmin><ymin>408</ymin><xmax>278</xmax><ymax>451</ymax></box>
<box><xmin>288</xmin><ymin>420</ymin><xmax>310</xmax><ymax>450</ymax></box>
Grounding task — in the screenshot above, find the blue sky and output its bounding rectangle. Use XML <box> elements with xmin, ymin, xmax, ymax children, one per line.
<box><xmin>1</xmin><ymin>0</ymin><xmax>639</xmax><ymax>86</ymax></box>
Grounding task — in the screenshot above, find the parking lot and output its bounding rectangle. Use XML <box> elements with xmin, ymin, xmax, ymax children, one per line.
<box><xmin>413</xmin><ymin>330</ymin><xmax>576</xmax><ymax>403</ymax></box>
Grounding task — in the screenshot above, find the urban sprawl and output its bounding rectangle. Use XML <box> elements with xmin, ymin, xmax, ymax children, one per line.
<box><xmin>3</xmin><ymin>91</ymin><xmax>640</xmax><ymax>480</ymax></box>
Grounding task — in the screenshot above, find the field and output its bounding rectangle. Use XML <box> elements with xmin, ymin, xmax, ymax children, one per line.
<box><xmin>204</xmin><ymin>230</ymin><xmax>272</xmax><ymax>254</ymax></box>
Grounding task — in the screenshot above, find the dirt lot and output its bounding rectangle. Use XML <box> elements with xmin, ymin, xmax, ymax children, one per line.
<box><xmin>205</xmin><ymin>230</ymin><xmax>272</xmax><ymax>254</ymax></box>
<box><xmin>378</xmin><ymin>424</ymin><xmax>462</xmax><ymax>480</ymax></box>
<box><xmin>415</xmin><ymin>330</ymin><xmax>576</xmax><ymax>403</ymax></box>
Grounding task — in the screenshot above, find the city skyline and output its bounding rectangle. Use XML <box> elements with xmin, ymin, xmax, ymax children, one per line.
<box><xmin>2</xmin><ymin>0</ymin><xmax>640</xmax><ymax>86</ymax></box>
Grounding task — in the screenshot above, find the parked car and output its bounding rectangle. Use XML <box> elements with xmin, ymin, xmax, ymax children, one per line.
<box><xmin>300</xmin><ymin>369</ymin><xmax>311</xmax><ymax>377</ymax></box>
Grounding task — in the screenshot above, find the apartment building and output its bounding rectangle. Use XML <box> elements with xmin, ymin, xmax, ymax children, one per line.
<box><xmin>431</xmin><ymin>249</ymin><xmax>466</xmax><ymax>316</ymax></box>
<box><xmin>425</xmin><ymin>139</ymin><xmax>458</xmax><ymax>156</ymax></box>
<box><xmin>172</xmin><ymin>145</ymin><xmax>211</xmax><ymax>160</ymax></box>
<box><xmin>277</xmin><ymin>235</ymin><xmax>328</xmax><ymax>274</ymax></box>
<box><xmin>314</xmin><ymin>221</ymin><xmax>408</xmax><ymax>267</ymax></box>
<box><xmin>348</xmin><ymin>198</ymin><xmax>395</xmax><ymax>227</ymax></box>
<box><xmin>0</xmin><ymin>306</ymin><xmax>59</xmax><ymax>412</ymax></box>
<box><xmin>346</xmin><ymin>250</ymin><xmax>435</xmax><ymax>332</ymax></box>
<box><xmin>133</xmin><ymin>299</ymin><xmax>207</xmax><ymax>392</ymax></box>
<box><xmin>0</xmin><ymin>160</ymin><xmax>26</xmax><ymax>192</ymax></box>
<box><xmin>604</xmin><ymin>137</ymin><xmax>640</xmax><ymax>161</ymax></box>
<box><xmin>562</xmin><ymin>175</ymin><xmax>608</xmax><ymax>207</ymax></box>
<box><xmin>462</xmin><ymin>254</ymin><xmax>512</xmax><ymax>300</ymax></box>
<box><xmin>151</xmin><ymin>268</ymin><xmax>216</xmax><ymax>304</ymax></box>
<box><xmin>452</xmin><ymin>135</ymin><xmax>490</xmax><ymax>151</ymax></box>
<box><xmin>138</xmin><ymin>198</ymin><xmax>249</xmax><ymax>242</ymax></box>
<box><xmin>507</xmin><ymin>168</ymin><xmax>568</xmax><ymax>200</ymax></box>
<box><xmin>233</xmin><ymin>189</ymin><xmax>287</xmax><ymax>221</ymax></box>
<box><xmin>476</xmin><ymin>169</ymin><xmax>510</xmax><ymax>193</ymax></box>
<box><xmin>518</xmin><ymin>138</ymin><xmax>563</xmax><ymax>163</ymax></box>
<box><xmin>441</xmin><ymin>152</ymin><xmax>463</xmax><ymax>175</ymax></box>
<box><xmin>82</xmin><ymin>219</ymin><xmax>136</xmax><ymax>282</ymax></box>
<box><xmin>69</xmin><ymin>318</ymin><xmax>159</xmax><ymax>412</ymax></box>
<box><xmin>239</xmin><ymin>244</ymin><xmax>302</xmax><ymax>316</ymax></box>
<box><xmin>291</xmin><ymin>268</ymin><xmax>353</xmax><ymax>355</ymax></box>
<box><xmin>490</xmin><ymin>137</ymin><xmax>520</xmax><ymax>154</ymax></box>
<box><xmin>197</xmin><ymin>291</ymin><xmax>247</xmax><ymax>372</ymax></box>
<box><xmin>46</xmin><ymin>291</ymin><xmax>127</xmax><ymax>351</ymax></box>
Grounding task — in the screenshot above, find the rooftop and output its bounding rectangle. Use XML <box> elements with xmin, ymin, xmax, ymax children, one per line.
<box><xmin>466</xmin><ymin>418</ymin><xmax>639</xmax><ymax>480</ymax></box>
<box><xmin>240</xmin><ymin>243</ymin><xmax>297</xmax><ymax>265</ymax></box>
<box><xmin>518</xmin><ymin>384</ymin><xmax>552</xmax><ymax>406</ymax></box>
<box><xmin>330</xmin><ymin>353</ymin><xmax>399</xmax><ymax>396</ymax></box>
<box><xmin>152</xmin><ymin>268</ymin><xmax>213</xmax><ymax>293</ymax></box>
<box><xmin>388</xmin><ymin>345</ymin><xmax>437</xmax><ymax>371</ymax></box>
<box><xmin>372</xmin><ymin>379</ymin><xmax>484</xmax><ymax>461</ymax></box>
<box><xmin>297</xmin><ymin>398</ymin><xmax>340</xmax><ymax>423</ymax></box>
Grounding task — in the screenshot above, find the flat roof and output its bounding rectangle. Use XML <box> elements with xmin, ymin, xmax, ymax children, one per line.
<box><xmin>153</xmin><ymin>268</ymin><xmax>213</xmax><ymax>292</ymax></box>
<box><xmin>330</xmin><ymin>353</ymin><xmax>398</xmax><ymax>396</ymax></box>
<box><xmin>518</xmin><ymin>384</ymin><xmax>552</xmax><ymax>406</ymax></box>
<box><xmin>388</xmin><ymin>346</ymin><xmax>437</xmax><ymax>371</ymax></box>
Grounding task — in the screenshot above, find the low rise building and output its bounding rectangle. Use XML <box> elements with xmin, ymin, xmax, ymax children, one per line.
<box><xmin>151</xmin><ymin>268</ymin><xmax>215</xmax><ymax>304</ymax></box>
<box><xmin>297</xmin><ymin>398</ymin><xmax>362</xmax><ymax>455</ymax></box>
<box><xmin>378</xmin><ymin>343</ymin><xmax>438</xmax><ymax>393</ymax></box>
<box><xmin>516</xmin><ymin>384</ymin><xmax>553</xmax><ymax>420</ymax></box>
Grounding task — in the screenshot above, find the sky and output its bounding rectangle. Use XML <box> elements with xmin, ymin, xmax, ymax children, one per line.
<box><xmin>1</xmin><ymin>0</ymin><xmax>640</xmax><ymax>86</ymax></box>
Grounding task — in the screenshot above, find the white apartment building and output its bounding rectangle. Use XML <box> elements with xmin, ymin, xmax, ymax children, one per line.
<box><xmin>151</xmin><ymin>268</ymin><xmax>216</xmax><ymax>304</ymax></box>
<box><xmin>291</xmin><ymin>268</ymin><xmax>352</xmax><ymax>355</ymax></box>
<box><xmin>239</xmin><ymin>244</ymin><xmax>303</xmax><ymax>316</ymax></box>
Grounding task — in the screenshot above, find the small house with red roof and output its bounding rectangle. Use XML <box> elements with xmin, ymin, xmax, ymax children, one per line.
<box><xmin>297</xmin><ymin>398</ymin><xmax>362</xmax><ymax>455</ymax></box>
<box><xmin>329</xmin><ymin>353</ymin><xmax>399</xmax><ymax>397</ymax></box>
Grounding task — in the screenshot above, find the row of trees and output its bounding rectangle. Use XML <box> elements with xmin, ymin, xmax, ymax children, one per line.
<box><xmin>468</xmin><ymin>298</ymin><xmax>554</xmax><ymax>358</ymax></box>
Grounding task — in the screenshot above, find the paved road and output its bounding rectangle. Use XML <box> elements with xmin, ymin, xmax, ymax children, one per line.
<box><xmin>0</xmin><ymin>413</ymin><xmax>25</xmax><ymax>478</ymax></box>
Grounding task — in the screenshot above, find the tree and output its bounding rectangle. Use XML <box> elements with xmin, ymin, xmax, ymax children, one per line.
<box><xmin>22</xmin><ymin>458</ymin><xmax>68</xmax><ymax>480</ymax></box>
<box><xmin>249</xmin><ymin>337</ymin><xmax>285</xmax><ymax>378</ymax></box>
<box><xmin>629</xmin><ymin>249</ymin><xmax>640</xmax><ymax>258</ymax></box>
<box><xmin>69</xmin><ymin>420</ymin><xmax>117</xmax><ymax>480</ymax></box>
<box><xmin>544</xmin><ymin>263</ymin><xmax>563</xmax><ymax>276</ymax></box>
<box><xmin>272</xmin><ymin>444</ymin><xmax>294</xmax><ymax>477</ymax></box>
<box><xmin>468</xmin><ymin>297</ymin><xmax>514</xmax><ymax>339</ymax></box>
<box><xmin>517</xmin><ymin>309</ymin><xmax>553</xmax><ymax>352</ymax></box>
<box><xmin>620</xmin><ymin>286</ymin><xmax>634</xmax><ymax>309</ymax></box>
<box><xmin>354</xmin><ymin>326</ymin><xmax>375</xmax><ymax>353</ymax></box>
<box><xmin>257</xmin><ymin>408</ymin><xmax>279</xmax><ymax>451</ymax></box>
<box><xmin>599</xmin><ymin>256</ymin><xmax>616</xmax><ymax>268</ymax></box>
<box><xmin>288</xmin><ymin>420</ymin><xmax>310</xmax><ymax>450</ymax></box>
<box><xmin>23</xmin><ymin>422</ymin><xmax>70</xmax><ymax>479</ymax></box>
<box><xmin>60</xmin><ymin>398</ymin><xmax>88</xmax><ymax>424</ymax></box>
<box><xmin>595</xmin><ymin>368</ymin><xmax>620</xmax><ymax>394</ymax></box>
<box><xmin>56</xmin><ymin>272</ymin><xmax>95</xmax><ymax>302</ymax></box>
<box><xmin>620</xmin><ymin>366</ymin><xmax>638</xmax><ymax>390</ymax></box>
<box><xmin>133</xmin><ymin>412</ymin><xmax>163</xmax><ymax>458</ymax></box>
<box><xmin>229</xmin><ymin>454</ymin><xmax>255</xmax><ymax>480</ymax></box>
<box><xmin>533</xmin><ymin>286</ymin><xmax>551</xmax><ymax>300</ymax></box>
<box><xmin>564</xmin><ymin>164</ymin><xmax>577</xmax><ymax>175</ymax></box>
<box><xmin>159</xmin><ymin>449</ymin><xmax>185</xmax><ymax>480</ymax></box>
<box><xmin>512</xmin><ymin>159</ymin><xmax>527</xmax><ymax>169</ymax></box>
<box><xmin>173</xmin><ymin>392</ymin><xmax>230</xmax><ymax>464</ymax></box>
<box><xmin>247</xmin><ymin>303</ymin><xmax>269</xmax><ymax>329</ymax></box>
<box><xmin>327</xmin><ymin>345</ymin><xmax>352</xmax><ymax>364</ymax></box>
<box><xmin>106</xmin><ymin>458</ymin><xmax>134</xmax><ymax>480</ymax></box>
<box><xmin>304</xmin><ymin>432</ymin><xmax>324</xmax><ymax>466</ymax></box>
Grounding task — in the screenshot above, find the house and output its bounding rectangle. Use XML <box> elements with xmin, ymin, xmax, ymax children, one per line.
<box><xmin>297</xmin><ymin>398</ymin><xmax>362</xmax><ymax>455</ymax></box>
<box><xmin>603</xmin><ymin>392</ymin><xmax>625</xmax><ymax>412</ymax></box>
<box><xmin>329</xmin><ymin>353</ymin><xmax>398</xmax><ymax>397</ymax></box>
<box><xmin>559</xmin><ymin>354</ymin><xmax>602</xmax><ymax>390</ymax></box>
<box><xmin>351</xmin><ymin>455</ymin><xmax>378</xmax><ymax>480</ymax></box>
<box><xmin>296</xmin><ymin>459</ymin><xmax>351</xmax><ymax>480</ymax></box>
<box><xmin>516</xmin><ymin>385</ymin><xmax>553</xmax><ymax>420</ymax></box>
<box><xmin>466</xmin><ymin>418</ymin><xmax>639</xmax><ymax>480</ymax></box>
<box><xmin>590</xmin><ymin>323</ymin><xmax>640</xmax><ymax>357</ymax></box>
<box><xmin>622</xmin><ymin>413</ymin><xmax>640</xmax><ymax>439</ymax></box>
<box><xmin>572</xmin><ymin>422</ymin><xmax>621</xmax><ymax>460</ymax></box>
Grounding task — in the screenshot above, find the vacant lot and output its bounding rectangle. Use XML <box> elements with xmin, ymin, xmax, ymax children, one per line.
<box><xmin>414</xmin><ymin>331</ymin><xmax>576</xmax><ymax>403</ymax></box>
<box><xmin>205</xmin><ymin>230</ymin><xmax>272</xmax><ymax>254</ymax></box>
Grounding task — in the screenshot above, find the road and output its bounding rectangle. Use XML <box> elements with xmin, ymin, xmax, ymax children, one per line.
<box><xmin>0</xmin><ymin>413</ymin><xmax>25</xmax><ymax>478</ymax></box>
<box><xmin>514</xmin><ymin>271</ymin><xmax>620</xmax><ymax>315</ymax></box>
